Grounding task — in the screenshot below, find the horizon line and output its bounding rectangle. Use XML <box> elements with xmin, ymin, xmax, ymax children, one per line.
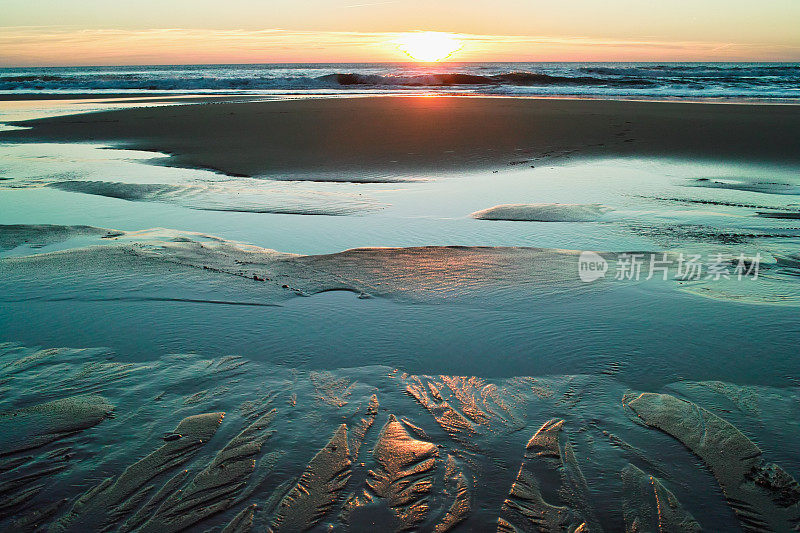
<box><xmin>3</xmin><ymin>59</ymin><xmax>799</xmax><ymax>69</ymax></box>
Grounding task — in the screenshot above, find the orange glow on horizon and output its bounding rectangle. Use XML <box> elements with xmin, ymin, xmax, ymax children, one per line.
<box><xmin>0</xmin><ymin>27</ymin><xmax>798</xmax><ymax>66</ymax></box>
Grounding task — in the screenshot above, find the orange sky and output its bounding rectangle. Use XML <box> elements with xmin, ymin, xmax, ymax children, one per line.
<box><xmin>1</xmin><ymin>0</ymin><xmax>799</xmax><ymax>65</ymax></box>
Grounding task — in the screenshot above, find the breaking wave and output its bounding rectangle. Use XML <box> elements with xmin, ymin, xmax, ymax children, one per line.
<box><xmin>318</xmin><ymin>72</ymin><xmax>659</xmax><ymax>87</ymax></box>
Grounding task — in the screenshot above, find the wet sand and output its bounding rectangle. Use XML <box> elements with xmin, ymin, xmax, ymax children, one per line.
<box><xmin>2</xmin><ymin>95</ymin><xmax>800</xmax><ymax>531</ymax></box>
<box><xmin>4</xmin><ymin>96</ymin><xmax>800</xmax><ymax>179</ymax></box>
<box><xmin>1</xmin><ymin>341</ymin><xmax>798</xmax><ymax>531</ymax></box>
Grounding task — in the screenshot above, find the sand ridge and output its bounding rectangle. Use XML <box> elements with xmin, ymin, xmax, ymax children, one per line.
<box><xmin>472</xmin><ymin>203</ymin><xmax>613</xmax><ymax>222</ymax></box>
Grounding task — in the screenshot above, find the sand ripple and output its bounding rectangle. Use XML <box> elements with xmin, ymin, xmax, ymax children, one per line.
<box><xmin>46</xmin><ymin>179</ymin><xmax>384</xmax><ymax>216</ymax></box>
<box><xmin>0</xmin><ymin>342</ymin><xmax>799</xmax><ymax>530</ymax></box>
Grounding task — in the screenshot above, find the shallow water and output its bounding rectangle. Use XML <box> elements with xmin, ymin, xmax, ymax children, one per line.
<box><xmin>2</xmin><ymin>134</ymin><xmax>800</xmax><ymax>381</ymax></box>
<box><xmin>2</xmin><ymin>140</ymin><xmax>800</xmax><ymax>253</ymax></box>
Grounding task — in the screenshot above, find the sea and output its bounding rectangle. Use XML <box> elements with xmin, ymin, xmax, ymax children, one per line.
<box><xmin>1</xmin><ymin>62</ymin><xmax>799</xmax><ymax>100</ymax></box>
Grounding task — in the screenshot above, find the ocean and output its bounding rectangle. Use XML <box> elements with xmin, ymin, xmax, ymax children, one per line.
<box><xmin>1</xmin><ymin>62</ymin><xmax>799</xmax><ymax>100</ymax></box>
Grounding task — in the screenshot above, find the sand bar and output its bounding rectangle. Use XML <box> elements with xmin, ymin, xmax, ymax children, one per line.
<box><xmin>4</xmin><ymin>97</ymin><xmax>800</xmax><ymax>178</ymax></box>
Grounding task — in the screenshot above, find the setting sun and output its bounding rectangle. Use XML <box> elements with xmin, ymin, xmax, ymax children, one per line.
<box><xmin>396</xmin><ymin>32</ymin><xmax>462</xmax><ymax>62</ymax></box>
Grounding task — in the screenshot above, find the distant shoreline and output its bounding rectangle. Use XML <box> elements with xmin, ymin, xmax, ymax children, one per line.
<box><xmin>2</xmin><ymin>92</ymin><xmax>800</xmax><ymax>106</ymax></box>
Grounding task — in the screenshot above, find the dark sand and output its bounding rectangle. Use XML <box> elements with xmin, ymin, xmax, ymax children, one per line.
<box><xmin>4</xmin><ymin>96</ymin><xmax>800</xmax><ymax>178</ymax></box>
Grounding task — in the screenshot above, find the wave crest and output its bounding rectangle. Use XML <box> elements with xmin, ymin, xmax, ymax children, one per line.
<box><xmin>318</xmin><ymin>72</ymin><xmax>657</xmax><ymax>88</ymax></box>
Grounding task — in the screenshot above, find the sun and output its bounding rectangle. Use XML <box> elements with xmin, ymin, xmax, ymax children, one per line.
<box><xmin>396</xmin><ymin>32</ymin><xmax>463</xmax><ymax>62</ymax></box>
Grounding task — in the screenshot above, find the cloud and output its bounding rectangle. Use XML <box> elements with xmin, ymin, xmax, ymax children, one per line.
<box><xmin>343</xmin><ymin>1</ymin><xmax>399</xmax><ymax>8</ymax></box>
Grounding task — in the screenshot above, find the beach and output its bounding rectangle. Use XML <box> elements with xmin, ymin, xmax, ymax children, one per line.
<box><xmin>2</xmin><ymin>92</ymin><xmax>800</xmax><ymax>531</ymax></box>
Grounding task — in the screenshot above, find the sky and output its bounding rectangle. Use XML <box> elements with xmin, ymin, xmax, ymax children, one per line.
<box><xmin>1</xmin><ymin>0</ymin><xmax>799</xmax><ymax>65</ymax></box>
